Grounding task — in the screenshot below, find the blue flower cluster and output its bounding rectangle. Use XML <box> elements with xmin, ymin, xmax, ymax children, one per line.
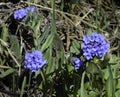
<box><xmin>71</xmin><ymin>57</ymin><xmax>84</xmax><ymax>70</ymax></box>
<box><xmin>81</xmin><ymin>32</ymin><xmax>109</xmax><ymax>60</ymax></box>
<box><xmin>24</xmin><ymin>50</ymin><xmax>46</xmax><ymax>72</ymax></box>
<box><xmin>14</xmin><ymin>6</ymin><xmax>35</xmax><ymax>20</ymax></box>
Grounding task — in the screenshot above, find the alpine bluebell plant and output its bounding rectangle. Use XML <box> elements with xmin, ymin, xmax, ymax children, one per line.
<box><xmin>14</xmin><ymin>6</ymin><xmax>35</xmax><ymax>20</ymax></box>
<box><xmin>24</xmin><ymin>50</ymin><xmax>46</xmax><ymax>72</ymax></box>
<box><xmin>81</xmin><ymin>32</ymin><xmax>109</xmax><ymax>60</ymax></box>
<box><xmin>71</xmin><ymin>57</ymin><xmax>84</xmax><ymax>70</ymax></box>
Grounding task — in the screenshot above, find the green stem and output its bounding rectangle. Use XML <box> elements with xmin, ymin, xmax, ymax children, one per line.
<box><xmin>28</xmin><ymin>72</ymin><xmax>32</xmax><ymax>89</ymax></box>
<box><xmin>40</xmin><ymin>70</ymin><xmax>46</xmax><ymax>84</ymax></box>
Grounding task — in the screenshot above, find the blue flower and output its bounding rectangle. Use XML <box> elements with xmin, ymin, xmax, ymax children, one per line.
<box><xmin>71</xmin><ymin>57</ymin><xmax>84</xmax><ymax>70</ymax></box>
<box><xmin>81</xmin><ymin>32</ymin><xmax>109</xmax><ymax>60</ymax></box>
<box><xmin>14</xmin><ymin>6</ymin><xmax>35</xmax><ymax>20</ymax></box>
<box><xmin>24</xmin><ymin>50</ymin><xmax>46</xmax><ymax>72</ymax></box>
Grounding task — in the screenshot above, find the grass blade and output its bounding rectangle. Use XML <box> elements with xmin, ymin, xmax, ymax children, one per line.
<box><xmin>106</xmin><ymin>65</ymin><xmax>115</xmax><ymax>97</ymax></box>
<box><xmin>40</xmin><ymin>34</ymin><xmax>54</xmax><ymax>52</ymax></box>
<box><xmin>81</xmin><ymin>71</ymin><xmax>87</xmax><ymax>97</ymax></box>
<box><xmin>0</xmin><ymin>68</ymin><xmax>15</xmax><ymax>78</ymax></box>
<box><xmin>20</xmin><ymin>76</ymin><xmax>26</xmax><ymax>97</ymax></box>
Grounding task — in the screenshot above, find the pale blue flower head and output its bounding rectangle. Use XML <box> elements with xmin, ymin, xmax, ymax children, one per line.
<box><xmin>71</xmin><ymin>57</ymin><xmax>84</xmax><ymax>70</ymax></box>
<box><xmin>24</xmin><ymin>50</ymin><xmax>46</xmax><ymax>72</ymax></box>
<box><xmin>81</xmin><ymin>32</ymin><xmax>109</xmax><ymax>60</ymax></box>
<box><xmin>14</xmin><ymin>6</ymin><xmax>35</xmax><ymax>20</ymax></box>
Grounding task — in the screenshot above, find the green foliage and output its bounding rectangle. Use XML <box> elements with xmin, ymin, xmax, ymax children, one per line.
<box><xmin>20</xmin><ymin>76</ymin><xmax>26</xmax><ymax>97</ymax></box>
<box><xmin>9</xmin><ymin>35</ymin><xmax>21</xmax><ymax>61</ymax></box>
<box><xmin>40</xmin><ymin>34</ymin><xmax>54</xmax><ymax>52</ymax></box>
<box><xmin>0</xmin><ymin>0</ymin><xmax>120</xmax><ymax>96</ymax></box>
<box><xmin>70</xmin><ymin>40</ymin><xmax>80</xmax><ymax>54</ymax></box>
<box><xmin>106</xmin><ymin>65</ymin><xmax>115</xmax><ymax>97</ymax></box>
<box><xmin>80</xmin><ymin>72</ymin><xmax>87</xmax><ymax>97</ymax></box>
<box><xmin>0</xmin><ymin>68</ymin><xmax>16</xmax><ymax>78</ymax></box>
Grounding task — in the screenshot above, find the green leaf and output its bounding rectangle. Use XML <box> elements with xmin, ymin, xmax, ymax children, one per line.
<box><xmin>0</xmin><ymin>24</ymin><xmax>8</xmax><ymax>42</ymax></box>
<box><xmin>39</xmin><ymin>25</ymin><xmax>50</xmax><ymax>45</ymax></box>
<box><xmin>72</xmin><ymin>40</ymin><xmax>80</xmax><ymax>48</ymax></box>
<box><xmin>88</xmin><ymin>91</ymin><xmax>96</xmax><ymax>97</ymax></box>
<box><xmin>116</xmin><ymin>79</ymin><xmax>120</xmax><ymax>89</ymax></box>
<box><xmin>115</xmin><ymin>89</ymin><xmax>120</xmax><ymax>97</ymax></box>
<box><xmin>0</xmin><ymin>24</ymin><xmax>8</xmax><ymax>54</ymax></box>
<box><xmin>106</xmin><ymin>65</ymin><xmax>115</xmax><ymax>97</ymax></box>
<box><xmin>34</xmin><ymin>15</ymin><xmax>43</xmax><ymax>36</ymax></box>
<box><xmin>109</xmin><ymin>54</ymin><xmax>119</xmax><ymax>64</ymax></box>
<box><xmin>67</xmin><ymin>64</ymin><xmax>74</xmax><ymax>73</ymax></box>
<box><xmin>44</xmin><ymin>48</ymin><xmax>52</xmax><ymax>61</ymax></box>
<box><xmin>81</xmin><ymin>71</ymin><xmax>87</xmax><ymax>97</ymax></box>
<box><xmin>59</xmin><ymin>49</ymin><xmax>66</xmax><ymax>65</ymax></box>
<box><xmin>40</xmin><ymin>34</ymin><xmax>54</xmax><ymax>52</ymax></box>
<box><xmin>46</xmin><ymin>57</ymin><xmax>55</xmax><ymax>75</ymax></box>
<box><xmin>51</xmin><ymin>0</ymin><xmax>56</xmax><ymax>34</ymax></box>
<box><xmin>70</xmin><ymin>40</ymin><xmax>80</xmax><ymax>54</ymax></box>
<box><xmin>44</xmin><ymin>48</ymin><xmax>55</xmax><ymax>75</ymax></box>
<box><xmin>9</xmin><ymin>35</ymin><xmax>21</xmax><ymax>61</ymax></box>
<box><xmin>102</xmin><ymin>68</ymin><xmax>109</xmax><ymax>80</ymax></box>
<box><xmin>86</xmin><ymin>62</ymin><xmax>100</xmax><ymax>74</ymax></box>
<box><xmin>20</xmin><ymin>76</ymin><xmax>26</xmax><ymax>97</ymax></box>
<box><xmin>0</xmin><ymin>68</ymin><xmax>16</xmax><ymax>78</ymax></box>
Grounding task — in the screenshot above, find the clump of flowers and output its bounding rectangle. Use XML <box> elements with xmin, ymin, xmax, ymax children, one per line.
<box><xmin>71</xmin><ymin>57</ymin><xmax>84</xmax><ymax>70</ymax></box>
<box><xmin>81</xmin><ymin>32</ymin><xmax>109</xmax><ymax>60</ymax></box>
<box><xmin>24</xmin><ymin>50</ymin><xmax>46</xmax><ymax>72</ymax></box>
<box><xmin>14</xmin><ymin>6</ymin><xmax>35</xmax><ymax>20</ymax></box>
